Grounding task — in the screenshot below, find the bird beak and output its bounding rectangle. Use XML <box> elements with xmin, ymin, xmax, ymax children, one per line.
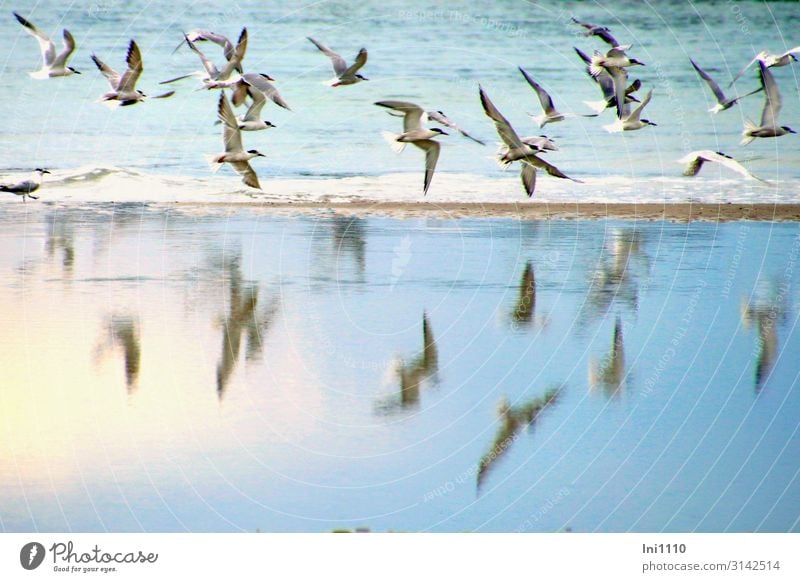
<box><xmin>790</xmin><ymin>129</ymin><xmax>798</xmax><ymax>134</ymax></box>
<box><xmin>262</xmin><ymin>74</ymin><xmax>275</xmax><ymax>81</ymax></box>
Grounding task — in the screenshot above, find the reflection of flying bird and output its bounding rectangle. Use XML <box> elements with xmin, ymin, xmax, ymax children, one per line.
<box><xmin>1</xmin><ymin>168</ymin><xmax>50</xmax><ymax>202</ymax></box>
<box><xmin>479</xmin><ymin>86</ymin><xmax>580</xmax><ymax>197</ymax></box>
<box><xmin>741</xmin><ymin>295</ymin><xmax>785</xmax><ymax>392</ymax></box>
<box><xmin>375</xmin><ymin>101</ymin><xmax>448</xmax><ymax>195</ymax></box>
<box><xmin>209</xmin><ymin>93</ymin><xmax>266</xmax><ymax>189</ymax></box>
<box><xmin>690</xmin><ymin>59</ymin><xmax>762</xmax><ymax>113</ymax></box>
<box><xmin>477</xmin><ymin>386</ymin><xmax>562</xmax><ymax>491</ymax></box>
<box><xmin>95</xmin><ymin>315</ymin><xmax>141</xmax><ymax>393</ymax></box>
<box><xmin>741</xmin><ymin>61</ymin><xmax>796</xmax><ymax>145</ymax></box>
<box><xmin>584</xmin><ymin>229</ymin><xmax>646</xmax><ymax>321</ymax></box>
<box><xmin>307</xmin><ymin>37</ymin><xmax>368</xmax><ymax>86</ymax></box>
<box><xmin>14</xmin><ymin>12</ymin><xmax>80</xmax><ymax>78</ymax></box>
<box><xmin>378</xmin><ymin>313</ymin><xmax>439</xmax><ymax>412</ymax></box>
<box><xmin>519</xmin><ymin>67</ymin><xmax>597</xmax><ymax>127</ymax></box>
<box><xmin>93</xmin><ymin>40</ymin><xmax>175</xmax><ymax>107</ymax></box>
<box><xmin>510</xmin><ymin>262</ymin><xmax>536</xmax><ymax>326</ymax></box>
<box><xmin>589</xmin><ymin>317</ymin><xmax>626</xmax><ymax>395</ymax></box>
<box><xmin>678</xmin><ymin>150</ymin><xmax>765</xmax><ymax>181</ymax></box>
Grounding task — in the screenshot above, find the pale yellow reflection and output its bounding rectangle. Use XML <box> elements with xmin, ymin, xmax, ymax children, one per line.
<box><xmin>589</xmin><ymin>316</ymin><xmax>626</xmax><ymax>396</ymax></box>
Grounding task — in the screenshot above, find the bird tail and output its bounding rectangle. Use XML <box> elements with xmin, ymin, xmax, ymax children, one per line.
<box><xmin>603</xmin><ymin>119</ymin><xmax>624</xmax><ymax>133</ymax></box>
<box><xmin>0</xmin><ymin>185</ymin><xmax>10</xmax><ymax>192</ymax></box>
<box><xmin>529</xmin><ymin>113</ymin><xmax>548</xmax><ymax>128</ymax></box>
<box><xmin>382</xmin><ymin>131</ymin><xmax>406</xmax><ymax>153</ymax></box>
<box><xmin>204</xmin><ymin>155</ymin><xmax>223</xmax><ymax>173</ymax></box>
<box><xmin>583</xmin><ymin>100</ymin><xmax>608</xmax><ymax>114</ymax></box>
<box><xmin>709</xmin><ymin>103</ymin><xmax>725</xmax><ymax>114</ymax></box>
<box><xmin>740</xmin><ymin>119</ymin><xmax>757</xmax><ymax>145</ymax></box>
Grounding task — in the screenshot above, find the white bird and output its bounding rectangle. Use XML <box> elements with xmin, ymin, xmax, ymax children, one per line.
<box><xmin>575</xmin><ymin>47</ymin><xmax>641</xmax><ymax>113</ymax></box>
<box><xmin>741</xmin><ymin>61</ymin><xmax>796</xmax><ymax>145</ymax></box>
<box><xmin>229</xmin><ymin>72</ymin><xmax>291</xmax><ymax>111</ymax></box>
<box><xmin>603</xmin><ymin>88</ymin><xmax>656</xmax><ymax>132</ymax></box>
<box><xmin>730</xmin><ymin>47</ymin><xmax>800</xmax><ymax>87</ymax></box>
<box><xmin>308</xmin><ymin>37</ymin><xmax>368</xmax><ymax>86</ymax></box>
<box><xmin>384</xmin><ymin>108</ymin><xmax>484</xmax><ymax>144</ymax></box>
<box><xmin>208</xmin><ymin>92</ymin><xmax>265</xmax><ymax>190</ymax></box>
<box><xmin>690</xmin><ymin>59</ymin><xmax>762</xmax><ymax>113</ymax></box>
<box><xmin>478</xmin><ymin>86</ymin><xmax>580</xmax><ymax>197</ymax></box>
<box><xmin>92</xmin><ymin>40</ymin><xmax>174</xmax><ymax>107</ymax></box>
<box><xmin>0</xmin><ymin>168</ymin><xmax>50</xmax><ymax>201</ymax></box>
<box><xmin>589</xmin><ymin>48</ymin><xmax>645</xmax><ymax>77</ymax></box>
<box><xmin>234</xmin><ymin>89</ymin><xmax>277</xmax><ymax>131</ymax></box>
<box><xmin>519</xmin><ymin>67</ymin><xmax>597</xmax><ymax>127</ymax></box>
<box><xmin>173</xmin><ymin>30</ymin><xmax>241</xmax><ymax>72</ymax></box>
<box><xmin>161</xmin><ymin>29</ymin><xmax>247</xmax><ymax>87</ymax></box>
<box><xmin>589</xmin><ymin>49</ymin><xmax>645</xmax><ymax>120</ymax></box>
<box><xmin>374</xmin><ymin>101</ymin><xmax>448</xmax><ymax>195</ymax></box>
<box><xmin>677</xmin><ymin>150</ymin><xmax>766</xmax><ymax>181</ymax></box>
<box><xmin>14</xmin><ymin>12</ymin><xmax>80</xmax><ymax>78</ymax></box>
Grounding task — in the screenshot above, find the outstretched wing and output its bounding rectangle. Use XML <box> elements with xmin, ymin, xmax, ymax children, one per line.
<box><xmin>308</xmin><ymin>37</ymin><xmax>347</xmax><ymax>75</ymax></box>
<box><xmin>374</xmin><ymin>101</ymin><xmax>425</xmax><ymax>132</ymax></box>
<box><xmin>519</xmin><ymin>67</ymin><xmax>556</xmax><ymax>115</ymax></box>
<box><xmin>14</xmin><ymin>12</ymin><xmax>56</xmax><ymax>66</ymax></box>
<box><xmin>426</xmin><ymin>110</ymin><xmax>485</xmax><ymax>145</ymax></box>
<box><xmin>478</xmin><ymin>86</ymin><xmax>524</xmax><ymax>149</ymax></box>
<box><xmin>342</xmin><ymin>47</ymin><xmax>368</xmax><ymax>77</ymax></box>
<box><xmin>118</xmin><ymin>40</ymin><xmax>143</xmax><ymax>93</ymax></box>
<box><xmin>690</xmin><ymin>58</ymin><xmax>726</xmax><ymax>104</ymax></box>
<box><xmin>91</xmin><ymin>53</ymin><xmax>121</xmax><ymax>89</ymax></box>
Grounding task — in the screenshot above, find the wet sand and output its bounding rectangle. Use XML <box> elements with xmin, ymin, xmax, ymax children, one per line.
<box><xmin>191</xmin><ymin>201</ymin><xmax>800</xmax><ymax>221</ymax></box>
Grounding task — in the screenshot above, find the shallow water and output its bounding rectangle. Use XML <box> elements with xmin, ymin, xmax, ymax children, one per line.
<box><xmin>1</xmin><ymin>0</ymin><xmax>799</xmax><ymax>202</ymax></box>
<box><xmin>0</xmin><ymin>206</ymin><xmax>798</xmax><ymax>532</ymax></box>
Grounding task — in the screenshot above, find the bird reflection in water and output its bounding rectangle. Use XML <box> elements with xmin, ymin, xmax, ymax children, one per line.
<box><xmin>45</xmin><ymin>214</ymin><xmax>75</xmax><ymax>273</ymax></box>
<box><xmin>216</xmin><ymin>255</ymin><xmax>279</xmax><ymax>399</ymax></box>
<box><xmin>477</xmin><ymin>385</ymin><xmax>563</xmax><ymax>492</ymax></box>
<box><xmin>584</xmin><ymin>229</ymin><xmax>647</xmax><ymax>322</ymax></box>
<box><xmin>94</xmin><ymin>314</ymin><xmax>141</xmax><ymax>394</ymax></box>
<box><xmin>331</xmin><ymin>216</ymin><xmax>366</xmax><ymax>275</ymax></box>
<box><xmin>741</xmin><ymin>284</ymin><xmax>787</xmax><ymax>392</ymax></box>
<box><xmin>377</xmin><ymin>313</ymin><xmax>439</xmax><ymax>413</ymax></box>
<box><xmin>589</xmin><ymin>316</ymin><xmax>626</xmax><ymax>396</ymax></box>
<box><xmin>509</xmin><ymin>261</ymin><xmax>546</xmax><ymax>329</ymax></box>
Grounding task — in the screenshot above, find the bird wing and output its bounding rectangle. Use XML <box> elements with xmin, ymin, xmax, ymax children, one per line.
<box><xmin>14</xmin><ymin>13</ymin><xmax>56</xmax><ymax>66</ymax></box>
<box><xmin>522</xmin><ymin>154</ymin><xmax>580</xmax><ymax>181</ymax></box>
<box><xmin>218</xmin><ymin>28</ymin><xmax>247</xmax><ymax>80</ymax></box>
<box><xmin>678</xmin><ymin>152</ymin><xmax>705</xmax><ymax>176</ymax></box>
<box><xmin>413</xmin><ymin>140</ymin><xmax>441</xmax><ymax>196</ymax></box>
<box><xmin>230</xmin><ymin>161</ymin><xmax>261</xmax><ymax>189</ymax></box>
<box><xmin>520</xmin><ymin>163</ymin><xmax>537</xmax><ymax>197</ymax></box>
<box><xmin>307</xmin><ymin>37</ymin><xmax>347</xmax><ymax>75</ymax></box>
<box><xmin>242</xmin><ymin>74</ymin><xmax>291</xmax><ymax>110</ymax></box>
<box><xmin>478</xmin><ymin>86</ymin><xmax>524</xmax><ymax>149</ymax></box>
<box><xmin>118</xmin><ymin>40</ymin><xmax>143</xmax><ymax>93</ymax></box>
<box><xmin>627</xmin><ymin>88</ymin><xmax>652</xmax><ymax>122</ymax></box>
<box><xmin>779</xmin><ymin>46</ymin><xmax>800</xmax><ymax>58</ymax></box>
<box><xmin>519</xmin><ymin>67</ymin><xmax>556</xmax><ymax>115</ymax></box>
<box><xmin>242</xmin><ymin>88</ymin><xmax>267</xmax><ymax>121</ymax></box>
<box><xmin>608</xmin><ymin>66</ymin><xmax>630</xmax><ymax>118</ymax></box>
<box><xmin>53</xmin><ymin>29</ymin><xmax>77</xmax><ymax>67</ymax></box>
<box><xmin>690</xmin><ymin>59</ymin><xmax>726</xmax><ymax>104</ymax></box>
<box><xmin>426</xmin><ymin>110</ymin><xmax>485</xmax><ymax>145</ymax></box>
<box><xmin>729</xmin><ymin>53</ymin><xmax>761</xmax><ymax>87</ymax></box>
<box><xmin>342</xmin><ymin>48</ymin><xmax>368</xmax><ymax>77</ymax></box>
<box><xmin>758</xmin><ymin>61</ymin><xmax>782</xmax><ymax>127</ymax></box>
<box><xmin>91</xmin><ymin>54</ymin><xmax>121</xmax><ymax>89</ymax></box>
<box><xmin>597</xmin><ymin>28</ymin><xmax>622</xmax><ymax>48</ymax></box>
<box><xmin>374</xmin><ymin>101</ymin><xmax>426</xmax><ymax>132</ymax></box>
<box><xmin>574</xmin><ymin>46</ymin><xmax>592</xmax><ymax>65</ymax></box>
<box><xmin>707</xmin><ymin>151</ymin><xmax>764</xmax><ymax>180</ymax></box>
<box><xmin>184</xmin><ymin>34</ymin><xmax>219</xmax><ymax>77</ymax></box>
<box><xmin>218</xmin><ymin>93</ymin><xmax>243</xmax><ymax>152</ymax></box>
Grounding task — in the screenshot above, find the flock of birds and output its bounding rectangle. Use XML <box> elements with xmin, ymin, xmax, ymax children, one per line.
<box><xmin>1</xmin><ymin>12</ymin><xmax>799</xmax><ymax>200</ymax></box>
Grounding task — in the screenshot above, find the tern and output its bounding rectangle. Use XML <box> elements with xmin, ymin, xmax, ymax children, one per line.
<box><xmin>603</xmin><ymin>89</ymin><xmax>656</xmax><ymax>132</ymax></box>
<box><xmin>478</xmin><ymin>86</ymin><xmax>580</xmax><ymax>197</ymax></box>
<box><xmin>741</xmin><ymin>61</ymin><xmax>796</xmax><ymax>145</ymax></box>
<box><xmin>208</xmin><ymin>93</ymin><xmax>265</xmax><ymax>189</ymax></box>
<box><xmin>173</xmin><ymin>30</ymin><xmax>241</xmax><ymax>73</ymax></box>
<box><xmin>308</xmin><ymin>37</ymin><xmax>368</xmax><ymax>86</ymax></box>
<box><xmin>232</xmin><ymin>88</ymin><xmax>277</xmax><ymax>131</ymax></box>
<box><xmin>519</xmin><ymin>66</ymin><xmax>597</xmax><ymax>126</ymax></box>
<box><xmin>161</xmin><ymin>29</ymin><xmax>247</xmax><ymax>87</ymax></box>
<box><xmin>690</xmin><ymin>59</ymin><xmax>761</xmax><ymax>113</ymax></box>
<box><xmin>384</xmin><ymin>108</ymin><xmax>484</xmax><ymax>144</ymax></box>
<box><xmin>730</xmin><ymin>47</ymin><xmax>800</xmax><ymax>87</ymax></box>
<box><xmin>590</xmin><ymin>49</ymin><xmax>645</xmax><ymax>119</ymax></box>
<box><xmin>575</xmin><ymin>47</ymin><xmax>640</xmax><ymax>113</ymax></box>
<box><xmin>374</xmin><ymin>101</ymin><xmax>448</xmax><ymax>195</ymax></box>
<box><xmin>14</xmin><ymin>12</ymin><xmax>80</xmax><ymax>78</ymax></box>
<box><xmin>92</xmin><ymin>40</ymin><xmax>174</xmax><ymax>107</ymax></box>
<box><xmin>678</xmin><ymin>151</ymin><xmax>765</xmax><ymax>181</ymax></box>
<box><xmin>0</xmin><ymin>168</ymin><xmax>50</xmax><ymax>201</ymax></box>
<box><xmin>229</xmin><ymin>72</ymin><xmax>291</xmax><ymax>110</ymax></box>
<box><xmin>571</xmin><ymin>17</ymin><xmax>630</xmax><ymax>50</ymax></box>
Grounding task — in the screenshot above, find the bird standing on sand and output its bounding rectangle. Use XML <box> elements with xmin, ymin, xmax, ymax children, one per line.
<box><xmin>13</xmin><ymin>12</ymin><xmax>80</xmax><ymax>78</ymax></box>
<box><xmin>308</xmin><ymin>37</ymin><xmax>368</xmax><ymax>86</ymax></box>
<box><xmin>375</xmin><ymin>101</ymin><xmax>448</xmax><ymax>196</ymax></box>
<box><xmin>0</xmin><ymin>168</ymin><xmax>50</xmax><ymax>201</ymax></box>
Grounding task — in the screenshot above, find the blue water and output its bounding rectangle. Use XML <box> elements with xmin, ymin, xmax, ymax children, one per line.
<box><xmin>1</xmin><ymin>0</ymin><xmax>799</xmax><ymax>190</ymax></box>
<box><xmin>0</xmin><ymin>205</ymin><xmax>798</xmax><ymax>532</ymax></box>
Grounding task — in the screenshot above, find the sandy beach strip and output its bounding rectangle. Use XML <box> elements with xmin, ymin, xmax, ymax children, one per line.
<box><xmin>183</xmin><ymin>201</ymin><xmax>800</xmax><ymax>221</ymax></box>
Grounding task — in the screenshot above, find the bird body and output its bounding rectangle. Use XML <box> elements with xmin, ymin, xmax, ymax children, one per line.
<box><xmin>603</xmin><ymin>89</ymin><xmax>656</xmax><ymax>132</ymax></box>
<box><xmin>741</xmin><ymin>61</ymin><xmax>796</xmax><ymax>145</ymax></box>
<box><xmin>677</xmin><ymin>150</ymin><xmax>765</xmax><ymax>181</ymax></box>
<box><xmin>308</xmin><ymin>37</ymin><xmax>368</xmax><ymax>86</ymax></box>
<box><xmin>93</xmin><ymin>40</ymin><xmax>174</xmax><ymax>106</ymax></box>
<box><xmin>0</xmin><ymin>168</ymin><xmax>50</xmax><ymax>201</ymax></box>
<box><xmin>14</xmin><ymin>12</ymin><xmax>80</xmax><ymax>78</ymax></box>
<box><xmin>211</xmin><ymin>93</ymin><xmax>265</xmax><ymax>189</ymax></box>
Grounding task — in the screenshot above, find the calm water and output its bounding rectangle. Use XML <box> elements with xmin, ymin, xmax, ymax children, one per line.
<box><xmin>1</xmin><ymin>0</ymin><xmax>799</xmax><ymax>199</ymax></box>
<box><xmin>0</xmin><ymin>204</ymin><xmax>798</xmax><ymax>532</ymax></box>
